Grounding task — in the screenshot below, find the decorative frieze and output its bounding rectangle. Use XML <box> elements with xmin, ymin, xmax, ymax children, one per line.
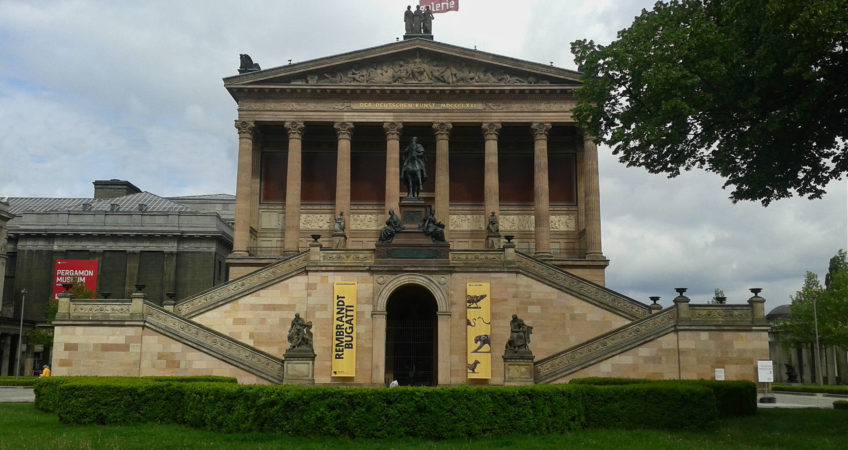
<box><xmin>690</xmin><ymin>306</ymin><xmax>752</xmax><ymax>322</ymax></box>
<box><xmin>70</xmin><ymin>301</ymin><xmax>132</xmax><ymax>316</ymax></box>
<box><xmin>350</xmin><ymin>214</ymin><xmax>384</xmax><ymax>231</ymax></box>
<box><xmin>550</xmin><ymin>215</ymin><xmax>576</xmax><ymax>232</ymax></box>
<box><xmin>286</xmin><ymin>55</ymin><xmax>558</xmax><ymax>85</ymax></box>
<box><xmin>449</xmin><ymin>214</ymin><xmax>485</xmax><ymax>231</ymax></box>
<box><xmin>320</xmin><ymin>250</ymin><xmax>375</xmax><ymax>266</ymax></box>
<box><xmin>500</xmin><ymin>215</ymin><xmax>534</xmax><ymax>232</ymax></box>
<box><xmin>299</xmin><ymin>214</ymin><xmax>333</xmax><ymax>230</ymax></box>
<box><xmin>451</xmin><ymin>251</ymin><xmax>504</xmax><ymax>266</ymax></box>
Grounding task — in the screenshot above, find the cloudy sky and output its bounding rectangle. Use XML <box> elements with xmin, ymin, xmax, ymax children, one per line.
<box><xmin>1</xmin><ymin>0</ymin><xmax>845</xmax><ymax>311</ymax></box>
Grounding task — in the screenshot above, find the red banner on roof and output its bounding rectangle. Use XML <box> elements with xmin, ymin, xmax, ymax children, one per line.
<box><xmin>419</xmin><ymin>0</ymin><xmax>459</xmax><ymax>14</ymax></box>
<box><xmin>52</xmin><ymin>259</ymin><xmax>99</xmax><ymax>300</ymax></box>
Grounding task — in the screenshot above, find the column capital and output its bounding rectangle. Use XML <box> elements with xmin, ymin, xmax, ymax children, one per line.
<box><xmin>234</xmin><ymin>120</ymin><xmax>255</xmax><ymax>138</ymax></box>
<box><xmin>530</xmin><ymin>122</ymin><xmax>552</xmax><ymax>140</ymax></box>
<box><xmin>432</xmin><ymin>122</ymin><xmax>452</xmax><ymax>139</ymax></box>
<box><xmin>333</xmin><ymin>122</ymin><xmax>354</xmax><ymax>140</ymax></box>
<box><xmin>284</xmin><ymin>121</ymin><xmax>305</xmax><ymax>139</ymax></box>
<box><xmin>383</xmin><ymin>122</ymin><xmax>403</xmax><ymax>140</ymax></box>
<box><xmin>481</xmin><ymin>122</ymin><xmax>502</xmax><ymax>140</ymax></box>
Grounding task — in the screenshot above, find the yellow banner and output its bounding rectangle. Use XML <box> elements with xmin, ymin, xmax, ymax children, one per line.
<box><xmin>466</xmin><ymin>282</ymin><xmax>491</xmax><ymax>379</ymax></box>
<box><xmin>332</xmin><ymin>282</ymin><xmax>357</xmax><ymax>377</ymax></box>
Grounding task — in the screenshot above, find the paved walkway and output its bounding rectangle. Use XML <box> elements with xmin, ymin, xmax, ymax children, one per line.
<box><xmin>0</xmin><ymin>386</ymin><xmax>842</xmax><ymax>409</ymax></box>
<box><xmin>758</xmin><ymin>392</ymin><xmax>844</xmax><ymax>409</ymax></box>
<box><xmin>0</xmin><ymin>386</ymin><xmax>35</xmax><ymax>403</ymax></box>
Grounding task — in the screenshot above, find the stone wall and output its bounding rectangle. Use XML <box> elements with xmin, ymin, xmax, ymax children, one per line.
<box><xmin>553</xmin><ymin>330</ymin><xmax>769</xmax><ymax>383</ymax></box>
<box><xmin>52</xmin><ymin>324</ymin><xmax>270</xmax><ymax>383</ymax></box>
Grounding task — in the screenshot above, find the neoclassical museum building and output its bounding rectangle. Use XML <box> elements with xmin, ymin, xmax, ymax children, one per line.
<box><xmin>50</xmin><ymin>35</ymin><xmax>770</xmax><ymax>386</ymax></box>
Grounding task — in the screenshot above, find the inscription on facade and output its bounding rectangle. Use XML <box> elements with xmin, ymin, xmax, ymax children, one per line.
<box><xmin>354</xmin><ymin>102</ymin><xmax>481</xmax><ymax>110</ymax></box>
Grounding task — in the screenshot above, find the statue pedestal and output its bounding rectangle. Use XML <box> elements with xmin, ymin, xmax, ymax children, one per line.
<box><xmin>283</xmin><ymin>350</ymin><xmax>316</xmax><ymax>385</ymax></box>
<box><xmin>333</xmin><ymin>232</ymin><xmax>347</xmax><ymax>249</ymax></box>
<box><xmin>403</xmin><ymin>33</ymin><xmax>433</xmax><ymax>41</ymax></box>
<box><xmin>487</xmin><ymin>232</ymin><xmax>501</xmax><ymax>249</ymax></box>
<box><xmin>503</xmin><ymin>352</ymin><xmax>535</xmax><ymax>385</ymax></box>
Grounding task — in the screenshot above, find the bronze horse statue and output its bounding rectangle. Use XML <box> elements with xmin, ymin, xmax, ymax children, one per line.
<box><xmin>401</xmin><ymin>137</ymin><xmax>427</xmax><ymax>198</ymax></box>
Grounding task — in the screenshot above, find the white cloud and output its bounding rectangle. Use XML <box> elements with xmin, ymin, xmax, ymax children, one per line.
<box><xmin>0</xmin><ymin>0</ymin><xmax>844</xmax><ymax>313</ymax></box>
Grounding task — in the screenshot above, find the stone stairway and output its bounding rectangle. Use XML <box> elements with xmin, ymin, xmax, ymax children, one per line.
<box><xmin>143</xmin><ymin>302</ymin><xmax>284</xmax><ymax>382</ymax></box>
<box><xmin>176</xmin><ymin>251</ymin><xmax>309</xmax><ymax>318</ymax></box>
<box><xmin>534</xmin><ymin>307</ymin><xmax>678</xmax><ymax>383</ymax></box>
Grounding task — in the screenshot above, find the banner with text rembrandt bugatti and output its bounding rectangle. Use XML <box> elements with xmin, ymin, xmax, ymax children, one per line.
<box><xmin>466</xmin><ymin>282</ymin><xmax>491</xmax><ymax>379</ymax></box>
<box><xmin>332</xmin><ymin>282</ymin><xmax>357</xmax><ymax>377</ymax></box>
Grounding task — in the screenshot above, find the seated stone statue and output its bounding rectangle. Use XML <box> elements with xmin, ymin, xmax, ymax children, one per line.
<box><xmin>378</xmin><ymin>210</ymin><xmax>403</xmax><ymax>243</ymax></box>
<box><xmin>238</xmin><ymin>54</ymin><xmax>261</xmax><ymax>73</ymax></box>
<box><xmin>505</xmin><ymin>314</ymin><xmax>533</xmax><ymax>354</ymax></box>
<box><xmin>420</xmin><ymin>209</ymin><xmax>446</xmax><ymax>242</ymax></box>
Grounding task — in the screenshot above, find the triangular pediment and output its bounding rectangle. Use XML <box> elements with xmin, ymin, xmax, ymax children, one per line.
<box><xmin>225</xmin><ymin>39</ymin><xmax>581</xmax><ymax>88</ymax></box>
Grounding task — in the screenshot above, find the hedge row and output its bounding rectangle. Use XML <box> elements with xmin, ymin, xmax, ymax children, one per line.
<box><xmin>0</xmin><ymin>376</ymin><xmax>39</xmax><ymax>386</ymax></box>
<box><xmin>570</xmin><ymin>377</ymin><xmax>757</xmax><ymax>418</ymax></box>
<box><xmin>33</xmin><ymin>376</ymin><xmax>237</xmax><ymax>413</ymax></box>
<box><xmin>773</xmin><ymin>383</ymin><xmax>848</xmax><ymax>396</ymax></box>
<box><xmin>35</xmin><ymin>378</ymin><xmax>720</xmax><ymax>438</ymax></box>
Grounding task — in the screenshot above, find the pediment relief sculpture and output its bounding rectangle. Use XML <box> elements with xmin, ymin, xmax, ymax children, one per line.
<box><xmin>286</xmin><ymin>55</ymin><xmax>563</xmax><ymax>86</ymax></box>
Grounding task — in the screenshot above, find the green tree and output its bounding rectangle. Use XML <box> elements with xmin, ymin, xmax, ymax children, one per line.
<box><xmin>778</xmin><ymin>250</ymin><xmax>848</xmax><ymax>347</ymax></box>
<box><xmin>571</xmin><ymin>0</ymin><xmax>848</xmax><ymax>204</ymax></box>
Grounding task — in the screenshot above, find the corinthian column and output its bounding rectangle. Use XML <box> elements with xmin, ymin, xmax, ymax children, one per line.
<box><xmin>284</xmin><ymin>121</ymin><xmax>304</xmax><ymax>252</ymax></box>
<box><xmin>383</xmin><ymin>122</ymin><xmax>402</xmax><ymax>214</ymax></box>
<box><xmin>531</xmin><ymin>122</ymin><xmax>552</xmax><ymax>258</ymax></box>
<box><xmin>433</xmin><ymin>122</ymin><xmax>452</xmax><ymax>238</ymax></box>
<box><xmin>334</xmin><ymin>122</ymin><xmax>354</xmax><ymax>229</ymax></box>
<box><xmin>583</xmin><ymin>134</ymin><xmax>605</xmax><ymax>259</ymax></box>
<box><xmin>482</xmin><ymin>122</ymin><xmax>502</xmax><ymax>221</ymax></box>
<box><xmin>233</xmin><ymin>120</ymin><xmax>256</xmax><ymax>256</ymax></box>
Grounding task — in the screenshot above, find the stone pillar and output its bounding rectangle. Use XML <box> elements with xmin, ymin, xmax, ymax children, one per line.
<box><xmin>433</xmin><ymin>122</ymin><xmax>452</xmax><ymax>239</ymax></box>
<box><xmin>123</xmin><ymin>251</ymin><xmax>140</xmax><ymax>299</ymax></box>
<box><xmin>232</xmin><ymin>120</ymin><xmax>256</xmax><ymax>256</ymax></box>
<box><xmin>334</xmin><ymin>122</ymin><xmax>354</xmax><ymax>230</ymax></box>
<box><xmin>482</xmin><ymin>123</ymin><xmax>501</xmax><ymax>221</ymax></box>
<box><xmin>748</xmin><ymin>290</ymin><xmax>766</xmax><ymax>324</ymax></box>
<box><xmin>383</xmin><ymin>122</ymin><xmax>403</xmax><ymax>215</ymax></box>
<box><xmin>1</xmin><ymin>334</ymin><xmax>11</xmax><ymax>376</ymax></box>
<box><xmin>163</xmin><ymin>251</ymin><xmax>177</xmax><ymax>299</ymax></box>
<box><xmin>582</xmin><ymin>135</ymin><xmax>605</xmax><ymax>259</ymax></box>
<box><xmin>437</xmin><ymin>312</ymin><xmax>451</xmax><ymax>386</ymax></box>
<box><xmin>284</xmin><ymin>121</ymin><xmax>305</xmax><ymax>252</ymax></box>
<box><xmin>371</xmin><ymin>311</ymin><xmax>387</xmax><ymax>385</ymax></box>
<box><xmin>531</xmin><ymin>123</ymin><xmax>552</xmax><ymax>257</ymax></box>
<box><xmin>673</xmin><ymin>289</ymin><xmax>691</xmax><ymax>322</ymax></box>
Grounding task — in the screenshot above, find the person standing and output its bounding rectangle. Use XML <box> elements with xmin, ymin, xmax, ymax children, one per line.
<box><xmin>404</xmin><ymin>5</ymin><xmax>414</xmax><ymax>34</ymax></box>
<box><xmin>422</xmin><ymin>6</ymin><xmax>434</xmax><ymax>34</ymax></box>
<box><xmin>412</xmin><ymin>5</ymin><xmax>423</xmax><ymax>33</ymax></box>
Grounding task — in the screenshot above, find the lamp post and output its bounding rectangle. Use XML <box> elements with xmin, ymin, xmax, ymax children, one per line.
<box><xmin>812</xmin><ymin>293</ymin><xmax>824</xmax><ymax>386</ymax></box>
<box><xmin>15</xmin><ymin>289</ymin><xmax>26</xmax><ymax>380</ymax></box>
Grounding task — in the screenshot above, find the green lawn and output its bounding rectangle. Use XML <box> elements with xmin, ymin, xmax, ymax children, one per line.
<box><xmin>1</xmin><ymin>403</ymin><xmax>846</xmax><ymax>449</ymax></box>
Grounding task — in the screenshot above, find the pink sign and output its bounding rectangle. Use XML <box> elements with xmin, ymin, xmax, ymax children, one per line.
<box><xmin>52</xmin><ymin>259</ymin><xmax>99</xmax><ymax>300</ymax></box>
<box><xmin>419</xmin><ymin>0</ymin><xmax>459</xmax><ymax>14</ymax></box>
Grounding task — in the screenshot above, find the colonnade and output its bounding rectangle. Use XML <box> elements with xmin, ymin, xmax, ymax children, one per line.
<box><xmin>232</xmin><ymin>120</ymin><xmax>604</xmax><ymax>259</ymax></box>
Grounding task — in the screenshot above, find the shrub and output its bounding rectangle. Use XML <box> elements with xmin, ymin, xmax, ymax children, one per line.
<box><xmin>579</xmin><ymin>383</ymin><xmax>717</xmax><ymax>429</ymax></box>
<box><xmin>570</xmin><ymin>377</ymin><xmax>757</xmax><ymax>418</ymax></box>
<box><xmin>834</xmin><ymin>400</ymin><xmax>848</xmax><ymax>410</ymax></box>
<box><xmin>0</xmin><ymin>376</ymin><xmax>39</xmax><ymax>387</ymax></box>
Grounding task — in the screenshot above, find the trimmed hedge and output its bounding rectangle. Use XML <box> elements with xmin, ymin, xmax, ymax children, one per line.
<box><xmin>33</xmin><ymin>376</ymin><xmax>237</xmax><ymax>413</ymax></box>
<box><xmin>35</xmin><ymin>378</ymin><xmax>722</xmax><ymax>438</ymax></box>
<box><xmin>0</xmin><ymin>376</ymin><xmax>39</xmax><ymax>386</ymax></box>
<box><xmin>773</xmin><ymin>383</ymin><xmax>848</xmax><ymax>396</ymax></box>
<box><xmin>570</xmin><ymin>377</ymin><xmax>757</xmax><ymax>418</ymax></box>
<box><xmin>834</xmin><ymin>400</ymin><xmax>848</xmax><ymax>410</ymax></box>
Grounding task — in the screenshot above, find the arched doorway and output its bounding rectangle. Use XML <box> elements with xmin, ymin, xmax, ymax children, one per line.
<box><xmin>385</xmin><ymin>284</ymin><xmax>438</xmax><ymax>386</ymax></box>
